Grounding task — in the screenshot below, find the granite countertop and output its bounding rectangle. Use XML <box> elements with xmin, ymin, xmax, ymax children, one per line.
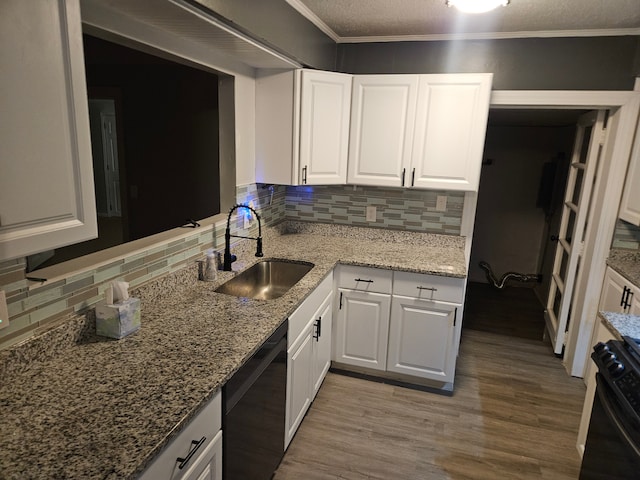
<box><xmin>607</xmin><ymin>248</ymin><xmax>640</xmax><ymax>288</ymax></box>
<box><xmin>0</xmin><ymin>223</ymin><xmax>466</xmax><ymax>480</ymax></box>
<box><xmin>599</xmin><ymin>311</ymin><xmax>640</xmax><ymax>340</ymax></box>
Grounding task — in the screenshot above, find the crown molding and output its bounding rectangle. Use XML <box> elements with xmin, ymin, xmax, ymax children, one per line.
<box><xmin>338</xmin><ymin>27</ymin><xmax>640</xmax><ymax>44</ymax></box>
<box><xmin>283</xmin><ymin>2</ymin><xmax>640</xmax><ymax>45</ymax></box>
<box><xmin>285</xmin><ymin>0</ymin><xmax>341</xmax><ymax>43</ymax></box>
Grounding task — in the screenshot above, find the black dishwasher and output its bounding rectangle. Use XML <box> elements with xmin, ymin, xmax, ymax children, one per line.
<box><xmin>222</xmin><ymin>321</ymin><xmax>287</xmax><ymax>480</ymax></box>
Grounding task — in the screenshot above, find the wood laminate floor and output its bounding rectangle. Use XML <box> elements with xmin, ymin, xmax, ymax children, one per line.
<box><xmin>464</xmin><ymin>282</ymin><xmax>546</xmax><ymax>341</ymax></box>
<box><xmin>274</xmin><ymin>329</ymin><xmax>586</xmax><ymax>480</ymax></box>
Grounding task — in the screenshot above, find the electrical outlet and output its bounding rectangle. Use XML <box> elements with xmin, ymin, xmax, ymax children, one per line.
<box><xmin>366</xmin><ymin>205</ymin><xmax>377</xmax><ymax>222</ymax></box>
<box><xmin>435</xmin><ymin>195</ymin><xmax>447</xmax><ymax>212</ymax></box>
<box><xmin>0</xmin><ymin>290</ymin><xmax>10</xmax><ymax>330</ymax></box>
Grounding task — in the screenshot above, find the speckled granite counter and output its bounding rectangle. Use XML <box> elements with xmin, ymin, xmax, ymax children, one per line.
<box><xmin>607</xmin><ymin>248</ymin><xmax>640</xmax><ymax>288</ymax></box>
<box><xmin>0</xmin><ymin>224</ymin><xmax>466</xmax><ymax>479</ymax></box>
<box><xmin>599</xmin><ymin>311</ymin><xmax>640</xmax><ymax>340</ymax></box>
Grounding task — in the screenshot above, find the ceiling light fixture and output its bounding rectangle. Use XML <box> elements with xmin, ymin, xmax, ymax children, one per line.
<box><xmin>446</xmin><ymin>0</ymin><xmax>510</xmax><ymax>14</ymax></box>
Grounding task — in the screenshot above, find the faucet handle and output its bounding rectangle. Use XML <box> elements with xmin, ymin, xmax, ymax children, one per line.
<box><xmin>256</xmin><ymin>237</ymin><xmax>264</xmax><ymax>257</ymax></box>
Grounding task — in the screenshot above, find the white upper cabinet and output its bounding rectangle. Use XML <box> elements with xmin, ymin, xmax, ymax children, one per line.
<box><xmin>619</xmin><ymin>114</ymin><xmax>640</xmax><ymax>225</ymax></box>
<box><xmin>347</xmin><ymin>75</ymin><xmax>419</xmax><ymax>187</ymax></box>
<box><xmin>347</xmin><ymin>73</ymin><xmax>492</xmax><ymax>191</ymax></box>
<box><xmin>256</xmin><ymin>69</ymin><xmax>352</xmax><ymax>185</ymax></box>
<box><xmin>299</xmin><ymin>71</ymin><xmax>352</xmax><ymax>185</ymax></box>
<box><xmin>411</xmin><ymin>74</ymin><xmax>492</xmax><ymax>191</ymax></box>
<box><xmin>0</xmin><ymin>0</ymin><xmax>97</xmax><ymax>261</ymax></box>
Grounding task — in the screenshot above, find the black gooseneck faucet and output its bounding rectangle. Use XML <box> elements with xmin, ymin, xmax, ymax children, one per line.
<box><xmin>222</xmin><ymin>204</ymin><xmax>263</xmax><ymax>271</ymax></box>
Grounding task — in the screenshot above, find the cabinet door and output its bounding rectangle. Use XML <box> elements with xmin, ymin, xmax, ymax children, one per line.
<box><xmin>181</xmin><ymin>431</ymin><xmax>223</xmax><ymax>480</ymax></box>
<box><xmin>285</xmin><ymin>326</ymin><xmax>313</xmax><ymax>449</ymax></box>
<box><xmin>0</xmin><ymin>0</ymin><xmax>97</xmax><ymax>261</ymax></box>
<box><xmin>630</xmin><ymin>287</ymin><xmax>640</xmax><ymax>315</ymax></box>
<box><xmin>410</xmin><ymin>74</ymin><xmax>492</xmax><ymax>191</ymax></box>
<box><xmin>334</xmin><ymin>289</ymin><xmax>391</xmax><ymax>371</ymax></box>
<box><xmin>599</xmin><ymin>267</ymin><xmax>629</xmax><ymax>313</ymax></box>
<box><xmin>619</xmin><ymin>116</ymin><xmax>640</xmax><ymax>225</ymax></box>
<box><xmin>347</xmin><ymin>75</ymin><xmax>418</xmax><ymax>187</ymax></box>
<box><xmin>299</xmin><ymin>70</ymin><xmax>351</xmax><ymax>185</ymax></box>
<box><xmin>311</xmin><ymin>292</ymin><xmax>333</xmax><ymax>398</ymax></box>
<box><xmin>387</xmin><ymin>296</ymin><xmax>457</xmax><ymax>383</ymax></box>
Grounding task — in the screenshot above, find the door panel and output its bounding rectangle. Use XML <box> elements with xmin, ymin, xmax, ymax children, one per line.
<box><xmin>347</xmin><ymin>76</ymin><xmax>418</xmax><ymax>187</ymax></box>
<box><xmin>335</xmin><ymin>289</ymin><xmax>391</xmax><ymax>371</ymax></box>
<box><xmin>545</xmin><ymin>111</ymin><xmax>606</xmax><ymax>354</ymax></box>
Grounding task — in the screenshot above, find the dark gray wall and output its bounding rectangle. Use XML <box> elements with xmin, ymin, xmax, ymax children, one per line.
<box><xmin>193</xmin><ymin>0</ymin><xmax>336</xmax><ymax>70</ymax></box>
<box><xmin>338</xmin><ymin>36</ymin><xmax>640</xmax><ymax>90</ymax></box>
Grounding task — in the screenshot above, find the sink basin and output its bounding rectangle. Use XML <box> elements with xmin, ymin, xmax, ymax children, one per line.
<box><xmin>215</xmin><ymin>260</ymin><xmax>314</xmax><ymax>300</ymax></box>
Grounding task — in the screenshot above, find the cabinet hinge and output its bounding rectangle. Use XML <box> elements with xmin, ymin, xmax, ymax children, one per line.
<box><xmin>563</xmin><ymin>330</ymin><xmax>569</xmax><ymax>346</ymax></box>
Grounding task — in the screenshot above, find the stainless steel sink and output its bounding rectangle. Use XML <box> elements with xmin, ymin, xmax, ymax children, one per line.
<box><xmin>215</xmin><ymin>260</ymin><xmax>314</xmax><ymax>300</ymax></box>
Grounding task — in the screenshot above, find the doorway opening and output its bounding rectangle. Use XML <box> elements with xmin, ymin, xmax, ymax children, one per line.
<box><xmin>465</xmin><ymin>108</ymin><xmax>588</xmax><ymax>342</ymax></box>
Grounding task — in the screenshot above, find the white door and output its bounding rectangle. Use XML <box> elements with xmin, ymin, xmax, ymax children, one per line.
<box><xmin>545</xmin><ymin>111</ymin><xmax>606</xmax><ymax>354</ymax></box>
<box><xmin>299</xmin><ymin>70</ymin><xmax>351</xmax><ymax>185</ymax></box>
<box><xmin>387</xmin><ymin>297</ymin><xmax>457</xmax><ymax>382</ymax></box>
<box><xmin>347</xmin><ymin>75</ymin><xmax>418</xmax><ymax>187</ymax></box>
<box><xmin>311</xmin><ymin>293</ymin><xmax>332</xmax><ymax>398</ymax></box>
<box><xmin>334</xmin><ymin>289</ymin><xmax>391</xmax><ymax>371</ymax></box>
<box><xmin>411</xmin><ymin>74</ymin><xmax>492</xmax><ymax>191</ymax></box>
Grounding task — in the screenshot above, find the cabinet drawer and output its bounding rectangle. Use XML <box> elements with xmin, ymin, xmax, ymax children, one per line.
<box><xmin>289</xmin><ymin>271</ymin><xmax>333</xmax><ymax>345</ymax></box>
<box><xmin>140</xmin><ymin>392</ymin><xmax>221</xmax><ymax>480</ymax></box>
<box><xmin>337</xmin><ymin>265</ymin><xmax>393</xmax><ymax>294</ymax></box>
<box><xmin>393</xmin><ymin>271</ymin><xmax>464</xmax><ymax>304</ymax></box>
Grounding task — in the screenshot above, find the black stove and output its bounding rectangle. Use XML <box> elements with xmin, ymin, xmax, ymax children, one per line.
<box><xmin>580</xmin><ymin>336</ymin><xmax>640</xmax><ymax>479</ymax></box>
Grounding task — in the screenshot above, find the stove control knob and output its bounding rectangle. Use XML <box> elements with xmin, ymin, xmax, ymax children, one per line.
<box><xmin>607</xmin><ymin>360</ymin><xmax>625</xmax><ymax>377</ymax></box>
<box><xmin>594</xmin><ymin>342</ymin><xmax>610</xmax><ymax>353</ymax></box>
<box><xmin>601</xmin><ymin>352</ymin><xmax>617</xmax><ymax>364</ymax></box>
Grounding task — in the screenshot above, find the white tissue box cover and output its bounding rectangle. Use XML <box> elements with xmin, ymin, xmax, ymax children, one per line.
<box><xmin>96</xmin><ymin>297</ymin><xmax>141</xmax><ymax>339</ymax></box>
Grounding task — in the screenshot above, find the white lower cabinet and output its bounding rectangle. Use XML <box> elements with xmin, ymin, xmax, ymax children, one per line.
<box><xmin>387</xmin><ymin>296</ymin><xmax>458</xmax><ymax>383</ymax></box>
<box><xmin>140</xmin><ymin>392</ymin><xmax>222</xmax><ymax>480</ymax></box>
<box><xmin>285</xmin><ymin>273</ymin><xmax>333</xmax><ymax>449</ymax></box>
<box><xmin>311</xmin><ymin>293</ymin><xmax>333</xmax><ymax>397</ymax></box>
<box><xmin>334</xmin><ymin>266</ymin><xmax>464</xmax><ymax>388</ymax></box>
<box><xmin>600</xmin><ymin>267</ymin><xmax>639</xmax><ymax>314</ymax></box>
<box><xmin>334</xmin><ymin>289</ymin><xmax>391</xmax><ymax>371</ymax></box>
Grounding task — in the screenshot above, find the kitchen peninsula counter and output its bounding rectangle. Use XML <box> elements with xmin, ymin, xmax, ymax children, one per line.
<box><xmin>0</xmin><ymin>223</ymin><xmax>466</xmax><ymax>479</ymax></box>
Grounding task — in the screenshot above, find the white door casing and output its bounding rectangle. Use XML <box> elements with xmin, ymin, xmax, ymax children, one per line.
<box><xmin>489</xmin><ymin>90</ymin><xmax>640</xmax><ymax>378</ymax></box>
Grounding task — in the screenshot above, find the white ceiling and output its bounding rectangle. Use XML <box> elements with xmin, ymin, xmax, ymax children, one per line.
<box><xmin>286</xmin><ymin>0</ymin><xmax>640</xmax><ymax>43</ymax></box>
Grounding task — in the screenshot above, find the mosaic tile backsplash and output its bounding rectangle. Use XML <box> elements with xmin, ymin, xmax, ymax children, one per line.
<box><xmin>612</xmin><ymin>219</ymin><xmax>640</xmax><ymax>251</ymax></box>
<box><xmin>0</xmin><ymin>182</ymin><xmax>460</xmax><ymax>351</ymax></box>
<box><xmin>285</xmin><ymin>185</ymin><xmax>464</xmax><ymax>235</ymax></box>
